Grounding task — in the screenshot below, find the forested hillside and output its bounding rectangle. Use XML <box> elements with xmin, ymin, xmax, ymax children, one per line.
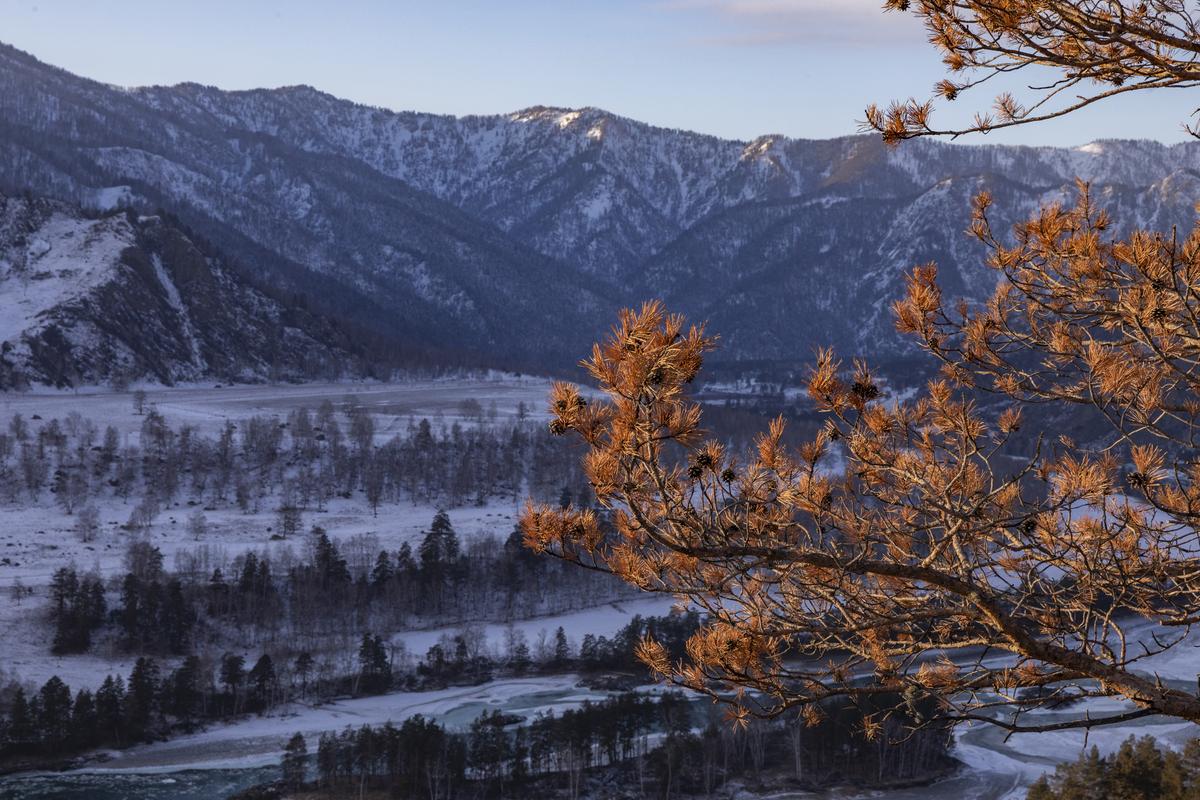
<box><xmin>0</xmin><ymin>192</ymin><xmax>365</xmax><ymax>387</ymax></box>
<box><xmin>2</xmin><ymin>42</ymin><xmax>1198</xmax><ymax>374</ymax></box>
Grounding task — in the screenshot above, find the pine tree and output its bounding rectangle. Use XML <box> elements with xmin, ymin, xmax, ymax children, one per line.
<box><xmin>220</xmin><ymin>653</ymin><xmax>246</xmax><ymax>712</ymax></box>
<box><xmin>165</xmin><ymin>656</ymin><xmax>203</xmax><ymax>723</ymax></box>
<box><xmin>162</xmin><ymin>578</ymin><xmax>192</xmax><ymax>654</ymax></box>
<box><xmin>117</xmin><ymin>575</ymin><xmax>141</xmax><ymax>652</ymax></box>
<box><xmin>127</xmin><ymin>658</ymin><xmax>160</xmax><ymax>735</ymax></box>
<box><xmin>83</xmin><ymin>576</ymin><xmax>106</xmax><ymax>628</ymax></box>
<box><xmin>358</xmin><ymin>633</ymin><xmax>391</xmax><ymax>694</ymax></box>
<box><xmin>1025</xmin><ymin>736</ymin><xmax>1200</xmax><ymax>800</ymax></box>
<box><xmin>6</xmin><ymin>687</ymin><xmax>32</xmax><ymax>748</ymax></box>
<box><xmin>364</xmin><ymin>459</ymin><xmax>384</xmax><ymax>517</ymax></box>
<box><xmin>371</xmin><ymin>550</ymin><xmax>393</xmax><ymax>589</ymax></box>
<box><xmin>295</xmin><ymin>652</ymin><xmax>314</xmax><ymax>696</ymax></box>
<box><xmin>525</xmin><ymin>296</ymin><xmax>1200</xmax><ymax>729</ymax></box>
<box><xmin>248</xmin><ymin>654</ymin><xmax>277</xmax><ymax>711</ymax></box>
<box><xmin>282</xmin><ymin>732</ymin><xmax>308</xmax><ymax>789</ymax></box>
<box><xmin>207</xmin><ymin>568</ymin><xmax>229</xmax><ymax>615</ymax></box>
<box><xmin>95</xmin><ymin>675</ymin><xmax>125</xmax><ymax>745</ymax></box>
<box><xmin>866</xmin><ymin>1</ymin><xmax>1200</xmax><ymax>142</ymax></box>
<box><xmin>317</xmin><ymin>732</ymin><xmax>337</xmax><ymax>787</ymax></box>
<box><xmin>35</xmin><ymin>676</ymin><xmax>73</xmax><ymax>748</ymax></box>
<box><xmin>395</xmin><ymin>542</ymin><xmax>416</xmax><ymax>575</ymax></box>
<box><xmin>553</xmin><ymin>626</ymin><xmax>570</xmax><ymax>668</ymax></box>
<box><xmin>70</xmin><ymin>689</ymin><xmax>97</xmax><ymax>749</ymax></box>
<box><xmin>511</xmin><ymin>639</ymin><xmax>532</xmax><ymax>676</ymax></box>
<box><xmin>433</xmin><ymin>510</ymin><xmax>460</xmax><ymax>563</ymax></box>
<box><xmin>419</xmin><ymin>525</ymin><xmax>444</xmax><ymax>572</ymax></box>
<box><xmin>277</xmin><ymin>504</ymin><xmax>302</xmax><ymax>538</ymax></box>
<box><xmin>579</xmin><ymin>634</ymin><xmax>599</xmax><ymax>667</ymax></box>
<box><xmin>419</xmin><ymin>511</ymin><xmax>460</xmax><ymax>601</ymax></box>
<box><xmin>238</xmin><ymin>553</ymin><xmax>260</xmax><ymax>595</ymax></box>
<box><xmin>49</xmin><ymin>567</ymin><xmax>105</xmax><ymax>654</ymax></box>
<box><xmin>312</xmin><ymin>527</ymin><xmax>350</xmax><ymax>585</ymax></box>
<box><xmin>49</xmin><ymin>566</ymin><xmax>77</xmax><ymax>620</ymax></box>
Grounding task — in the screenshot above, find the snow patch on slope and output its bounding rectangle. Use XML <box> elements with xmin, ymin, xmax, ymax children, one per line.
<box><xmin>0</xmin><ymin>213</ymin><xmax>130</xmax><ymax>345</ymax></box>
<box><xmin>86</xmin><ymin>185</ymin><xmax>133</xmax><ymax>211</ymax></box>
<box><xmin>151</xmin><ymin>253</ymin><xmax>205</xmax><ymax>370</ymax></box>
<box><xmin>582</xmin><ymin>190</ymin><xmax>611</xmax><ymax>222</ymax></box>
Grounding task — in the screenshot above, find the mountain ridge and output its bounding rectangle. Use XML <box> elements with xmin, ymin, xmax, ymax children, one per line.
<box><xmin>0</xmin><ymin>192</ymin><xmax>369</xmax><ymax>388</ymax></box>
<box><xmin>1</xmin><ymin>40</ymin><xmax>1197</xmax><ymax>379</ymax></box>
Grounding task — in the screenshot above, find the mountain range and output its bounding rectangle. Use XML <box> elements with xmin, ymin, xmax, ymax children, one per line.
<box><xmin>1</xmin><ymin>41</ymin><xmax>1199</xmax><ymax>385</ymax></box>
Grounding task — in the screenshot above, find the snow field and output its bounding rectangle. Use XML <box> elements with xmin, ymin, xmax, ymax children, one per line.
<box><xmin>0</xmin><ymin>377</ymin><xmax>568</xmax><ymax>687</ymax></box>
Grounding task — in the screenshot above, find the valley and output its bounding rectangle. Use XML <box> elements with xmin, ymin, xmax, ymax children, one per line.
<box><xmin>0</xmin><ymin>380</ymin><xmax>1192</xmax><ymax>800</ymax></box>
<box><xmin>0</xmin><ymin>15</ymin><xmax>1198</xmax><ymax>799</ymax></box>
<box><xmin>2</xmin><ymin>42</ymin><xmax>1200</xmax><ymax>380</ymax></box>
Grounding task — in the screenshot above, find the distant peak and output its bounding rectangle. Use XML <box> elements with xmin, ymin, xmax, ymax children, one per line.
<box><xmin>275</xmin><ymin>84</ymin><xmax>328</xmax><ymax>97</ymax></box>
<box><xmin>0</xmin><ymin>39</ymin><xmax>1187</xmax><ymax>153</ymax></box>
<box><xmin>555</xmin><ymin>110</ymin><xmax>585</xmax><ymax>129</ymax></box>
<box><xmin>510</xmin><ymin>105</ymin><xmax>582</xmax><ymax>122</ymax></box>
<box><xmin>743</xmin><ymin>135</ymin><xmax>783</xmax><ymax>158</ymax></box>
<box><xmin>508</xmin><ymin>105</ymin><xmax>618</xmax><ymax>127</ymax></box>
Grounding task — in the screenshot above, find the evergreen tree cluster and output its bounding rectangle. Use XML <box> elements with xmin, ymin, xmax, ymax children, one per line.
<box><xmin>314</xmin><ymin>716</ymin><xmax>466</xmax><ymax>798</ymax></box>
<box><xmin>0</xmin><ymin>650</ymin><xmax>295</xmax><ymax>764</ymax></box>
<box><xmin>50</xmin><ymin>556</ymin><xmax>196</xmax><ymax>658</ymax></box>
<box><xmin>195</xmin><ymin>519</ymin><xmax>634</xmax><ymax>648</ymax></box>
<box><xmin>577</xmin><ymin>611</ymin><xmax>702</xmax><ymax>674</ymax></box>
<box><xmin>45</xmin><ymin>514</ymin><xmax>635</xmax><ymax>668</ymax></box>
<box><xmin>0</xmin><ymin>403</ymin><xmax>590</xmax><ymax>529</ymax></box>
<box><xmin>303</xmin><ymin>689</ymin><xmax>955</xmax><ymax>799</ymax></box>
<box><xmin>1028</xmin><ymin>736</ymin><xmax>1200</xmax><ymax>800</ymax></box>
<box><xmin>47</xmin><ymin>567</ymin><xmax>105</xmax><ymax>654</ymax></box>
<box><xmin>117</xmin><ymin>571</ymin><xmax>195</xmax><ymax>654</ymax></box>
<box><xmin>45</xmin><ymin>545</ymin><xmax>198</xmax><ymax>658</ymax></box>
<box><xmin>399</xmin><ymin>611</ymin><xmax>701</xmax><ymax>691</ymax></box>
<box><xmin>3</xmin><ymin>605</ymin><xmax>710</xmax><ymax>772</ymax></box>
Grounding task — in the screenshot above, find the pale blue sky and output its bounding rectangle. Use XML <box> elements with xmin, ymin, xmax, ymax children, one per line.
<box><xmin>2</xmin><ymin>0</ymin><xmax>1195</xmax><ymax>146</ymax></box>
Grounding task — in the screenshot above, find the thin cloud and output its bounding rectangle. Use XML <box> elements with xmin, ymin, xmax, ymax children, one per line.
<box><xmin>668</xmin><ymin>0</ymin><xmax>884</xmax><ymax>15</ymax></box>
<box><xmin>658</xmin><ymin>0</ymin><xmax>924</xmax><ymax>46</ymax></box>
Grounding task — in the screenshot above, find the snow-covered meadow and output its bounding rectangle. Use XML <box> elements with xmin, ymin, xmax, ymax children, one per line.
<box><xmin>2</xmin><ymin>377</ymin><xmax>1199</xmax><ymax>800</ymax></box>
<box><xmin>0</xmin><ymin>376</ymin><xmax>576</xmax><ymax>684</ymax></box>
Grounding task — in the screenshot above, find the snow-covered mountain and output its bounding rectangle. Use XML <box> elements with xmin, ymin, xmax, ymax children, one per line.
<box><xmin>0</xmin><ymin>193</ymin><xmax>362</xmax><ymax>388</ymax></box>
<box><xmin>1</xmin><ymin>42</ymin><xmax>1198</xmax><ymax>371</ymax></box>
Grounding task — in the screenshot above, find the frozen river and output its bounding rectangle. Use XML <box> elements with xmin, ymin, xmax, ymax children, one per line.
<box><xmin>2</xmin><ymin>380</ymin><xmax>1199</xmax><ymax>798</ymax></box>
<box><xmin>5</xmin><ymin>674</ymin><xmax>1197</xmax><ymax>800</ymax></box>
<box><xmin>0</xmin><ymin>677</ymin><xmax>622</xmax><ymax>799</ymax></box>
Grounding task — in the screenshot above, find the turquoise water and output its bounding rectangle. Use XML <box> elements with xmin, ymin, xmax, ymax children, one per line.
<box><xmin>0</xmin><ymin>765</ymin><xmax>277</xmax><ymax>800</ymax></box>
<box><xmin>0</xmin><ymin>684</ymin><xmax>676</xmax><ymax>800</ymax></box>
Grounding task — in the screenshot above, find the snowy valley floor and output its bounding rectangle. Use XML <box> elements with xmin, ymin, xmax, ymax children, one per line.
<box><xmin>0</xmin><ymin>376</ymin><xmax>560</xmax><ymax>685</ymax></box>
<box><xmin>2</xmin><ymin>379</ymin><xmax>1200</xmax><ymax>799</ymax></box>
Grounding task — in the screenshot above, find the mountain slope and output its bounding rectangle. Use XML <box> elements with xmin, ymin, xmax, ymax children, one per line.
<box><xmin>0</xmin><ymin>193</ymin><xmax>363</xmax><ymax>388</ymax></box>
<box><xmin>1</xmin><ymin>42</ymin><xmax>1198</xmax><ymax>372</ymax></box>
<box><xmin>0</xmin><ymin>45</ymin><xmax>616</xmax><ymax>367</ymax></box>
